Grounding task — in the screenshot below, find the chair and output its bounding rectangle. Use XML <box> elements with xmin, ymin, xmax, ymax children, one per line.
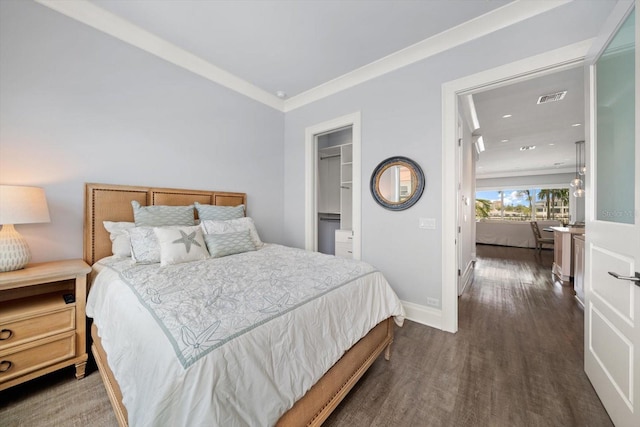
<box><xmin>530</xmin><ymin>221</ymin><xmax>554</xmax><ymax>252</ymax></box>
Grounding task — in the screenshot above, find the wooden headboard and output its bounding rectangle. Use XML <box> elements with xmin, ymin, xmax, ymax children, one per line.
<box><xmin>83</xmin><ymin>183</ymin><xmax>246</xmax><ymax>265</ymax></box>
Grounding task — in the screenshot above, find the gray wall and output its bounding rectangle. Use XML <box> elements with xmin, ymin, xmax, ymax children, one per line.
<box><xmin>282</xmin><ymin>0</ymin><xmax>615</xmax><ymax>306</ymax></box>
<box><xmin>0</xmin><ymin>1</ymin><xmax>285</xmax><ymax>262</ymax></box>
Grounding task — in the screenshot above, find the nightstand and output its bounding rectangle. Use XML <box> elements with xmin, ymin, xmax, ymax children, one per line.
<box><xmin>0</xmin><ymin>259</ymin><xmax>91</xmax><ymax>391</ymax></box>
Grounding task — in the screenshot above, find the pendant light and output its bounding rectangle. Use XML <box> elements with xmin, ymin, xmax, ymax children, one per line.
<box><xmin>570</xmin><ymin>140</ymin><xmax>585</xmax><ymax>197</ymax></box>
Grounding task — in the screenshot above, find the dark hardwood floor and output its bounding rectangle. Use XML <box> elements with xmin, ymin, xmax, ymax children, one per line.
<box><xmin>325</xmin><ymin>244</ymin><xmax>612</xmax><ymax>427</ymax></box>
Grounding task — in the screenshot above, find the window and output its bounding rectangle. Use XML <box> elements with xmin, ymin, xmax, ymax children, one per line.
<box><xmin>476</xmin><ymin>188</ymin><xmax>569</xmax><ymax>222</ymax></box>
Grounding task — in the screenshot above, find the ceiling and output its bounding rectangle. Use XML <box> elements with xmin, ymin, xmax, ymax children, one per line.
<box><xmin>472</xmin><ymin>66</ymin><xmax>585</xmax><ymax>179</ymax></box>
<box><xmin>90</xmin><ymin>0</ymin><xmax>512</xmax><ymax>98</ymax></box>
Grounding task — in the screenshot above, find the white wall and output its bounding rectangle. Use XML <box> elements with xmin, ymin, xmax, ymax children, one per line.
<box><xmin>476</xmin><ymin>173</ymin><xmax>575</xmax><ymax>190</ymax></box>
<box><xmin>0</xmin><ymin>1</ymin><xmax>285</xmax><ymax>263</ymax></box>
<box><xmin>283</xmin><ymin>1</ymin><xmax>615</xmax><ymax>308</ymax></box>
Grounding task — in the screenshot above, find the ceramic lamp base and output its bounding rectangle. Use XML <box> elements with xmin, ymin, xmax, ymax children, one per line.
<box><xmin>0</xmin><ymin>224</ymin><xmax>31</xmax><ymax>272</ymax></box>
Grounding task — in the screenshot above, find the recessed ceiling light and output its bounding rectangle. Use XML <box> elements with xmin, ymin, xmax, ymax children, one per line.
<box><xmin>549</xmin><ymin>143</ymin><xmax>555</xmax><ymax>146</ymax></box>
<box><xmin>572</xmin><ymin>123</ymin><xmax>582</xmax><ymax>127</ymax></box>
<box><xmin>520</xmin><ymin>145</ymin><xmax>536</xmax><ymax>151</ymax></box>
<box><xmin>276</xmin><ymin>90</ymin><xmax>287</xmax><ymax>99</ymax></box>
<box><xmin>502</xmin><ymin>114</ymin><xmax>512</xmax><ymax>118</ymax></box>
<box><xmin>501</xmin><ymin>139</ymin><xmax>509</xmax><ymax>143</ymax></box>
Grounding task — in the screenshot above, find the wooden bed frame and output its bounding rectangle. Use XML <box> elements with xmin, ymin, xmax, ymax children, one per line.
<box><xmin>83</xmin><ymin>183</ymin><xmax>394</xmax><ymax>427</ymax></box>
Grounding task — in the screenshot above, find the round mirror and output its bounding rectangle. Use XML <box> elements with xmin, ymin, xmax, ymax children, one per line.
<box><xmin>370</xmin><ymin>156</ymin><xmax>425</xmax><ymax>210</ymax></box>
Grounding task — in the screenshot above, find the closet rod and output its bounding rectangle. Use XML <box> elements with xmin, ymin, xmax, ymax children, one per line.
<box><xmin>319</xmin><ymin>154</ymin><xmax>341</xmax><ymax>160</ymax></box>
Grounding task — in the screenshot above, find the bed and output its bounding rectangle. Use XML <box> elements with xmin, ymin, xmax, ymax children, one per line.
<box><xmin>83</xmin><ymin>183</ymin><xmax>405</xmax><ymax>426</ymax></box>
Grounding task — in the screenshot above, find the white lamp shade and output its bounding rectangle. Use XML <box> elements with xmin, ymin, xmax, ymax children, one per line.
<box><xmin>0</xmin><ymin>185</ymin><xmax>50</xmax><ymax>225</ymax></box>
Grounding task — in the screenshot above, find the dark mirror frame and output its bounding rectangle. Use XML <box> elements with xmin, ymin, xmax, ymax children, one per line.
<box><xmin>370</xmin><ymin>156</ymin><xmax>425</xmax><ymax>211</ymax></box>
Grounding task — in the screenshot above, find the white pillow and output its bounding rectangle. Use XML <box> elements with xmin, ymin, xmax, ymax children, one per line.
<box><xmin>154</xmin><ymin>226</ymin><xmax>209</xmax><ymax>266</ymax></box>
<box><xmin>200</xmin><ymin>217</ymin><xmax>264</xmax><ymax>249</ymax></box>
<box><xmin>103</xmin><ymin>221</ymin><xmax>135</xmax><ymax>258</ymax></box>
<box><xmin>127</xmin><ymin>226</ymin><xmax>162</xmax><ymax>264</ymax></box>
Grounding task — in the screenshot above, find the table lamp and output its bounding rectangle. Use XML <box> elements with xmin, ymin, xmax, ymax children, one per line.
<box><xmin>0</xmin><ymin>185</ymin><xmax>51</xmax><ymax>272</ymax></box>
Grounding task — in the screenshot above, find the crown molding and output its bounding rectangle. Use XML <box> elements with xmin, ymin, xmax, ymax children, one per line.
<box><xmin>283</xmin><ymin>0</ymin><xmax>572</xmax><ymax>112</ymax></box>
<box><xmin>35</xmin><ymin>0</ymin><xmax>572</xmax><ymax>113</ymax></box>
<box><xmin>35</xmin><ymin>0</ymin><xmax>284</xmax><ymax>111</ymax></box>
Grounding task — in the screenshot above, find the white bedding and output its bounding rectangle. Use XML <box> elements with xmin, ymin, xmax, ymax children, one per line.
<box><xmin>86</xmin><ymin>244</ymin><xmax>405</xmax><ymax>426</ymax></box>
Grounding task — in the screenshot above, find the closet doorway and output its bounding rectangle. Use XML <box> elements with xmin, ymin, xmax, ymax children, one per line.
<box><xmin>317</xmin><ymin>128</ymin><xmax>353</xmax><ymax>257</ymax></box>
<box><xmin>304</xmin><ymin>112</ymin><xmax>362</xmax><ymax>260</ymax></box>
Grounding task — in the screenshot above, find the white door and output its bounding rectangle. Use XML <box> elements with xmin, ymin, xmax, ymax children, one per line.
<box><xmin>584</xmin><ymin>2</ymin><xmax>639</xmax><ymax>426</ymax></box>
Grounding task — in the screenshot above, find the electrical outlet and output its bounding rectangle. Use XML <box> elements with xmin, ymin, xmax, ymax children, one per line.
<box><xmin>419</xmin><ymin>218</ymin><xmax>436</xmax><ymax>229</ymax></box>
<box><xmin>427</xmin><ymin>297</ymin><xmax>439</xmax><ymax>307</ymax></box>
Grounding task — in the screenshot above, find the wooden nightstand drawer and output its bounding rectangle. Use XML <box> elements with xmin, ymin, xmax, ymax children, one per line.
<box><xmin>0</xmin><ymin>331</ymin><xmax>75</xmax><ymax>383</ymax></box>
<box><xmin>0</xmin><ymin>292</ymin><xmax>75</xmax><ymax>350</ymax></box>
<box><xmin>0</xmin><ymin>259</ymin><xmax>89</xmax><ymax>390</ymax></box>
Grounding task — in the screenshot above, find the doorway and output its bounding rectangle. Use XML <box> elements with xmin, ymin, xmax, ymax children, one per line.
<box><xmin>304</xmin><ymin>112</ymin><xmax>362</xmax><ymax>260</ymax></box>
<box><xmin>317</xmin><ymin>127</ymin><xmax>352</xmax><ymax>256</ymax></box>
<box><xmin>460</xmin><ymin>63</ymin><xmax>586</xmax><ymax>297</ymax></box>
<box><xmin>442</xmin><ymin>41</ymin><xmax>592</xmax><ymax>333</ymax></box>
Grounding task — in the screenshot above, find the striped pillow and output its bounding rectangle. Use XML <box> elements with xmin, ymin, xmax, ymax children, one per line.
<box><xmin>194</xmin><ymin>202</ymin><xmax>244</xmax><ymax>221</ymax></box>
<box><xmin>131</xmin><ymin>201</ymin><xmax>194</xmax><ymax>227</ymax></box>
<box><xmin>204</xmin><ymin>229</ymin><xmax>256</xmax><ymax>258</ymax></box>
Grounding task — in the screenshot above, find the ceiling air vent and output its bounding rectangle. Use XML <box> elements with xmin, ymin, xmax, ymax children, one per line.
<box><xmin>520</xmin><ymin>146</ymin><xmax>536</xmax><ymax>151</ymax></box>
<box><xmin>537</xmin><ymin>91</ymin><xmax>567</xmax><ymax>104</ymax></box>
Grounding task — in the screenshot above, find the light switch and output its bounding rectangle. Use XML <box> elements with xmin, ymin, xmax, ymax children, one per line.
<box><xmin>419</xmin><ymin>218</ymin><xmax>436</xmax><ymax>229</ymax></box>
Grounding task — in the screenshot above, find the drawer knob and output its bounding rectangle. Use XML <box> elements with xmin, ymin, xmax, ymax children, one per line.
<box><xmin>0</xmin><ymin>360</ymin><xmax>12</xmax><ymax>373</ymax></box>
<box><xmin>0</xmin><ymin>329</ymin><xmax>13</xmax><ymax>340</ymax></box>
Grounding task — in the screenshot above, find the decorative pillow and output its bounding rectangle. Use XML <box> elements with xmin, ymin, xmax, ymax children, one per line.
<box><xmin>131</xmin><ymin>201</ymin><xmax>195</xmax><ymax>227</ymax></box>
<box><xmin>194</xmin><ymin>202</ymin><xmax>244</xmax><ymax>221</ymax></box>
<box><xmin>103</xmin><ymin>221</ymin><xmax>135</xmax><ymax>258</ymax></box>
<box><xmin>154</xmin><ymin>226</ymin><xmax>209</xmax><ymax>266</ymax></box>
<box><xmin>200</xmin><ymin>217</ymin><xmax>264</xmax><ymax>248</ymax></box>
<box><xmin>204</xmin><ymin>229</ymin><xmax>256</xmax><ymax>258</ymax></box>
<box><xmin>127</xmin><ymin>226</ymin><xmax>162</xmax><ymax>264</ymax></box>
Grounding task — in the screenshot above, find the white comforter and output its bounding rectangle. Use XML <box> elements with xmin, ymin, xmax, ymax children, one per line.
<box><xmin>86</xmin><ymin>244</ymin><xmax>405</xmax><ymax>426</ymax></box>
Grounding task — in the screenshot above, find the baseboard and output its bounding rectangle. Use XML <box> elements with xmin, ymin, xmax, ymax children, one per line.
<box><xmin>401</xmin><ymin>300</ymin><xmax>442</xmax><ymax>330</ymax></box>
